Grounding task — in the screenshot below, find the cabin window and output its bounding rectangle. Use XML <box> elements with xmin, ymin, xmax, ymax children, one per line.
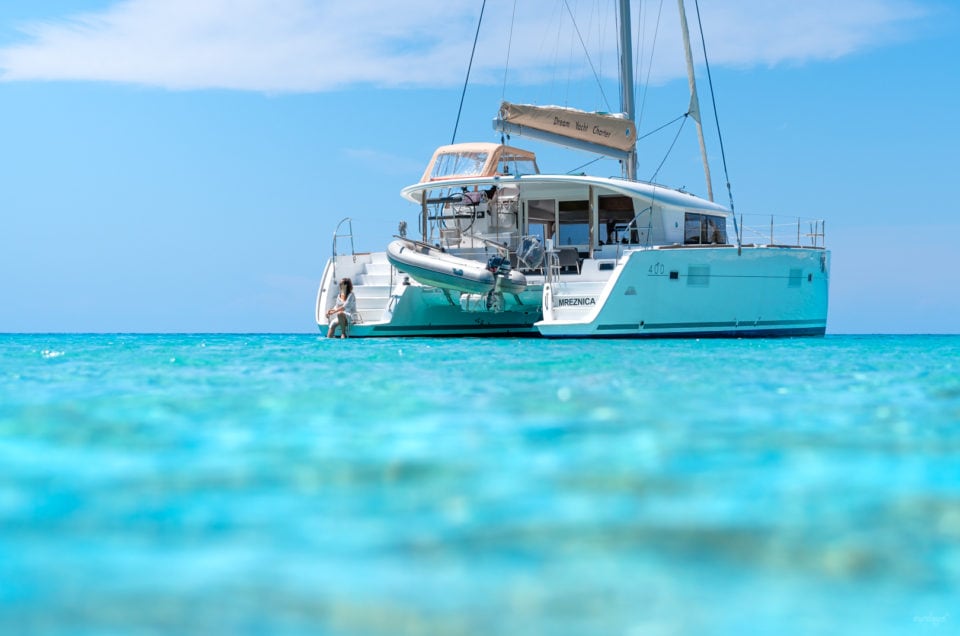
<box><xmin>527</xmin><ymin>223</ymin><xmax>547</xmax><ymax>243</ymax></box>
<box><xmin>500</xmin><ymin>156</ymin><xmax>538</xmax><ymax>176</ymax></box>
<box><xmin>684</xmin><ymin>213</ymin><xmax>728</xmax><ymax>244</ymax></box>
<box><xmin>527</xmin><ymin>199</ymin><xmax>556</xmax><ymax>244</ymax></box>
<box><xmin>559</xmin><ymin>223</ymin><xmax>590</xmax><ymax>247</ymax></box>
<box><xmin>598</xmin><ymin>195</ymin><xmax>638</xmax><ymax>244</ymax></box>
<box><xmin>687</xmin><ymin>265</ymin><xmax>711</xmax><ymax>286</ymax></box>
<box><xmin>558</xmin><ymin>200</ymin><xmax>590</xmax><ymax>249</ymax></box>
<box><xmin>431</xmin><ymin>152</ymin><xmax>489</xmax><ymax>179</ymax></box>
<box><xmin>788</xmin><ymin>268</ymin><xmax>803</xmax><ymax>288</ymax></box>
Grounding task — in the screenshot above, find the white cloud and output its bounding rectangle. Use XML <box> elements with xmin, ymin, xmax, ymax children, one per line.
<box><xmin>0</xmin><ymin>0</ymin><xmax>929</xmax><ymax>93</ymax></box>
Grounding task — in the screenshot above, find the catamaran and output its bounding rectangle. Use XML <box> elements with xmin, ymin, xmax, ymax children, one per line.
<box><xmin>315</xmin><ymin>0</ymin><xmax>829</xmax><ymax>338</ymax></box>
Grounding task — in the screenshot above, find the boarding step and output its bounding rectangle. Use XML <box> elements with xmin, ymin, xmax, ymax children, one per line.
<box><xmin>348</xmin><ymin>289</ymin><xmax>390</xmax><ymax>323</ymax></box>
<box><xmin>364</xmin><ymin>261</ymin><xmax>391</xmax><ymax>276</ymax></box>
<box><xmin>368</xmin><ymin>251</ymin><xmax>390</xmax><ymax>265</ymax></box>
<box><xmin>360</xmin><ymin>273</ymin><xmax>392</xmax><ymax>286</ymax></box>
<box><xmin>356</xmin><ymin>296</ymin><xmax>390</xmax><ymax>311</ymax></box>
<box><xmin>358</xmin><ymin>308</ymin><xmax>386</xmax><ymax>324</ymax></box>
<box><xmin>353</xmin><ymin>284</ymin><xmax>392</xmax><ymax>299</ymax></box>
<box><xmin>355</xmin><ymin>259</ymin><xmax>393</xmax><ymax>286</ymax></box>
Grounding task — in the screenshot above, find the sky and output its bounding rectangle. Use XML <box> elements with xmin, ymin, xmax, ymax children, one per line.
<box><xmin>0</xmin><ymin>0</ymin><xmax>957</xmax><ymax>334</ymax></box>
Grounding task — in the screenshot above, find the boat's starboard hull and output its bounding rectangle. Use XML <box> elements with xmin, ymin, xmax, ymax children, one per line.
<box><xmin>537</xmin><ymin>246</ymin><xmax>829</xmax><ymax>338</ymax></box>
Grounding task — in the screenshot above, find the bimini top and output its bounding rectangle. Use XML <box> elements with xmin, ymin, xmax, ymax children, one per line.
<box><xmin>419</xmin><ymin>143</ymin><xmax>539</xmax><ymax>184</ymax></box>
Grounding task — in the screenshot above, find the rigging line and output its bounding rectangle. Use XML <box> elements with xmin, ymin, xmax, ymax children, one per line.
<box><xmin>564</xmin><ymin>0</ymin><xmax>576</xmax><ymax>106</ymax></box>
<box><xmin>693</xmin><ymin>0</ymin><xmax>734</xmax><ymax>214</ymax></box>
<box><xmin>566</xmin><ymin>155</ymin><xmax>604</xmax><ymax>174</ymax></box>
<box><xmin>650</xmin><ymin>114</ymin><xmax>688</xmax><ymax>183</ymax></box>
<box><xmin>562</xmin><ymin>0</ymin><xmax>612</xmax><ymax>111</ymax></box>
<box><xmin>452</xmin><ymin>0</ymin><xmax>487</xmax><ymax>145</ymax></box>
<box><xmin>637</xmin><ymin>0</ymin><xmax>665</xmax><ymax>130</ymax></box>
<box><xmin>501</xmin><ymin>0</ymin><xmax>519</xmax><ymax>101</ymax></box>
<box><xmin>637</xmin><ymin>113</ymin><xmax>688</xmax><ymax>141</ymax></box>
<box><xmin>550</xmin><ymin>1</ymin><xmax>563</xmax><ymax>102</ymax></box>
<box><xmin>593</xmin><ymin>0</ymin><xmax>605</xmax><ymax>109</ymax></box>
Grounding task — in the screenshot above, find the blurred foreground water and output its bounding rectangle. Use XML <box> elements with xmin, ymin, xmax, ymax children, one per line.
<box><xmin>1</xmin><ymin>334</ymin><xmax>957</xmax><ymax>634</ymax></box>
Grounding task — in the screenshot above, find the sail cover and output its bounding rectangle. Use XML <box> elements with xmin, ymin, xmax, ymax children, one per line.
<box><xmin>498</xmin><ymin>102</ymin><xmax>636</xmax><ymax>153</ymax></box>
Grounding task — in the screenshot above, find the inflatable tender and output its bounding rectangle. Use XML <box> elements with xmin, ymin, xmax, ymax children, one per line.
<box><xmin>387</xmin><ymin>239</ymin><xmax>526</xmax><ymax>295</ymax></box>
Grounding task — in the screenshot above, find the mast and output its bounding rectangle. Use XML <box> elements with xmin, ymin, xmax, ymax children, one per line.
<box><xmin>677</xmin><ymin>0</ymin><xmax>714</xmax><ymax>201</ymax></box>
<box><xmin>618</xmin><ymin>0</ymin><xmax>637</xmax><ymax>180</ymax></box>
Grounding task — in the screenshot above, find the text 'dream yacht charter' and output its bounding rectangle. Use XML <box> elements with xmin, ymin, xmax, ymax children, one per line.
<box><xmin>315</xmin><ymin>0</ymin><xmax>829</xmax><ymax>338</ymax></box>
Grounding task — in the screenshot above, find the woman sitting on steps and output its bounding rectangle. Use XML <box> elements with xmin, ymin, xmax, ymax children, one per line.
<box><xmin>326</xmin><ymin>277</ymin><xmax>357</xmax><ymax>338</ymax></box>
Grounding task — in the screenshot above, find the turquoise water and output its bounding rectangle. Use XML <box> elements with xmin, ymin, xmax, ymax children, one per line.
<box><xmin>1</xmin><ymin>334</ymin><xmax>957</xmax><ymax>634</ymax></box>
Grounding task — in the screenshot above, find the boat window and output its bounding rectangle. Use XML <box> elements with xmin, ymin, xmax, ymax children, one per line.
<box><xmin>559</xmin><ymin>223</ymin><xmax>590</xmax><ymax>247</ymax></box>
<box><xmin>684</xmin><ymin>213</ymin><xmax>728</xmax><ymax>244</ymax></box>
<box><xmin>527</xmin><ymin>223</ymin><xmax>547</xmax><ymax>243</ymax></box>
<box><xmin>528</xmin><ymin>199</ymin><xmax>556</xmax><ymax>244</ymax></box>
<box><xmin>598</xmin><ymin>195</ymin><xmax>636</xmax><ymax>244</ymax></box>
<box><xmin>558</xmin><ymin>200</ymin><xmax>590</xmax><ymax>248</ymax></box>
<box><xmin>431</xmin><ymin>152</ymin><xmax>489</xmax><ymax>179</ymax></box>
<box><xmin>500</xmin><ymin>156</ymin><xmax>538</xmax><ymax>175</ymax></box>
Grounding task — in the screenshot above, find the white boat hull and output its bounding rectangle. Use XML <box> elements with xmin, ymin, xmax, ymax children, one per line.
<box><xmin>537</xmin><ymin>246</ymin><xmax>828</xmax><ymax>337</ymax></box>
<box><xmin>316</xmin><ymin>244</ymin><xmax>829</xmax><ymax>339</ymax></box>
<box><xmin>316</xmin><ymin>250</ymin><xmax>542</xmax><ymax>338</ymax></box>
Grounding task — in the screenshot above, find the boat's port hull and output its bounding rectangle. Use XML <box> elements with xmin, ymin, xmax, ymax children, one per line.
<box><xmin>316</xmin><ymin>251</ymin><xmax>543</xmax><ymax>337</ymax></box>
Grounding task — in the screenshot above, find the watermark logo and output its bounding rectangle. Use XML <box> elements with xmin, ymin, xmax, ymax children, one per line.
<box><xmin>913</xmin><ymin>613</ymin><xmax>949</xmax><ymax>628</ymax></box>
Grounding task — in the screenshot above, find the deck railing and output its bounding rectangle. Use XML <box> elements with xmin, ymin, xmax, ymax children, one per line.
<box><xmin>737</xmin><ymin>214</ymin><xmax>826</xmax><ymax>248</ymax></box>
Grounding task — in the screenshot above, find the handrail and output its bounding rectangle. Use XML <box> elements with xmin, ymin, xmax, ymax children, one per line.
<box><xmin>460</xmin><ymin>232</ymin><xmax>510</xmax><ymax>257</ymax></box>
<box><xmin>544</xmin><ymin>239</ymin><xmax>559</xmax><ymax>287</ymax></box>
<box><xmin>617</xmin><ymin>207</ymin><xmax>655</xmax><ymax>258</ymax></box>
<box><xmin>331</xmin><ymin>217</ymin><xmax>356</xmax><ymax>282</ymax></box>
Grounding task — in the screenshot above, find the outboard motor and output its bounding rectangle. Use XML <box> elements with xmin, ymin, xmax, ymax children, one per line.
<box><xmin>486</xmin><ymin>253</ymin><xmax>511</xmax><ymax>276</ymax></box>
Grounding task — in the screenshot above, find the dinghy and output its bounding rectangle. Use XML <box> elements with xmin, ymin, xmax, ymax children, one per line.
<box><xmin>386</xmin><ymin>238</ymin><xmax>526</xmax><ymax>296</ymax></box>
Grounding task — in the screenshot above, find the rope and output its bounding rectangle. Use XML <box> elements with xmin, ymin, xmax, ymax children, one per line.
<box><xmin>650</xmin><ymin>114</ymin><xmax>688</xmax><ymax>183</ymax></box>
<box><xmin>636</xmin><ymin>0</ymin><xmax>665</xmax><ymax>131</ymax></box>
<box><xmin>638</xmin><ymin>113</ymin><xmax>688</xmax><ymax>141</ymax></box>
<box><xmin>693</xmin><ymin>0</ymin><xmax>735</xmax><ymax>216</ymax></box>
<box><xmin>501</xmin><ymin>0</ymin><xmax>519</xmax><ymax>102</ymax></box>
<box><xmin>562</xmin><ymin>0</ymin><xmax>612</xmax><ymax>111</ymax></box>
<box><xmin>566</xmin><ymin>155</ymin><xmax>604</xmax><ymax>175</ymax></box>
<box><xmin>452</xmin><ymin>0</ymin><xmax>487</xmax><ymax>145</ymax></box>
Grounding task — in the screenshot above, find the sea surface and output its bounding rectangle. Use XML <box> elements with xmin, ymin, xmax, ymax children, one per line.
<box><xmin>0</xmin><ymin>334</ymin><xmax>957</xmax><ymax>635</ymax></box>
